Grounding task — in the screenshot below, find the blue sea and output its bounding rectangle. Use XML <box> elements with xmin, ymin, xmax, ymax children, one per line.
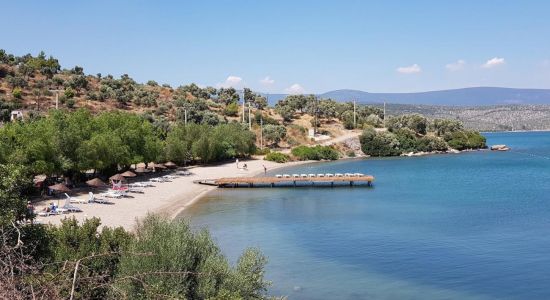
<box><xmin>180</xmin><ymin>132</ymin><xmax>550</xmax><ymax>299</ymax></box>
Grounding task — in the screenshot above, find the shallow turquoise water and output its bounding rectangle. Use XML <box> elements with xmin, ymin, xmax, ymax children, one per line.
<box><xmin>181</xmin><ymin>132</ymin><xmax>550</xmax><ymax>299</ymax></box>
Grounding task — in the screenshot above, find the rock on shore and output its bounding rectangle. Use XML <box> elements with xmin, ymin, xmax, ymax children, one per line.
<box><xmin>491</xmin><ymin>144</ymin><xmax>510</xmax><ymax>151</ymax></box>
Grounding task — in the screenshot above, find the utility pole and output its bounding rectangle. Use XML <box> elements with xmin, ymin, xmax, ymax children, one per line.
<box><xmin>184</xmin><ymin>109</ymin><xmax>187</xmax><ymax>125</ymax></box>
<box><xmin>248</xmin><ymin>102</ymin><xmax>252</xmax><ymax>130</ymax></box>
<box><xmin>242</xmin><ymin>89</ymin><xmax>246</xmax><ymax>123</ymax></box>
<box><xmin>260</xmin><ymin>117</ymin><xmax>263</xmax><ymax>150</ymax></box>
<box><xmin>49</xmin><ymin>89</ymin><xmax>63</xmax><ymax>110</ymax></box>
<box><xmin>353</xmin><ymin>99</ymin><xmax>357</xmax><ymax>129</ymax></box>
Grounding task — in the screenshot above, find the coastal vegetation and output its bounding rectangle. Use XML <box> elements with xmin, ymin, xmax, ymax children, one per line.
<box><xmin>291</xmin><ymin>145</ymin><xmax>340</xmax><ymax>161</ymax></box>
<box><xmin>359</xmin><ymin>115</ymin><xmax>486</xmax><ymax>156</ymax></box>
<box><xmin>0</xmin><ymin>109</ymin><xmax>256</xmax><ymax>178</ymax></box>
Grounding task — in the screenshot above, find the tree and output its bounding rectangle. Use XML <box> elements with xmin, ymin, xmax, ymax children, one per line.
<box><xmin>262</xmin><ymin>125</ymin><xmax>286</xmax><ymax>146</ymax></box>
<box><xmin>274</xmin><ymin>102</ymin><xmax>295</xmax><ymax>122</ymax></box>
<box><xmin>0</xmin><ymin>164</ymin><xmax>31</xmax><ymax>226</ymax></box>
<box><xmin>431</xmin><ymin>119</ymin><xmax>463</xmax><ymax>136</ymax></box>
<box><xmin>244</xmin><ymin>88</ymin><xmax>267</xmax><ymax>110</ymax></box>
<box><xmin>387</xmin><ymin>114</ymin><xmax>428</xmax><ymax>135</ymax></box>
<box><xmin>359</xmin><ymin>127</ymin><xmax>401</xmax><ymax>156</ymax></box>
<box><xmin>217</xmin><ymin>87</ymin><xmax>240</xmax><ymax>105</ymax></box>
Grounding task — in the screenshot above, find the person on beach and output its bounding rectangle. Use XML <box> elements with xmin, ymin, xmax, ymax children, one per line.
<box><xmin>263</xmin><ymin>164</ymin><xmax>267</xmax><ymax>175</ymax></box>
<box><xmin>243</xmin><ymin>163</ymin><xmax>247</xmax><ymax>170</ymax></box>
<box><xmin>236</xmin><ymin>158</ymin><xmax>239</xmax><ymax>168</ymax></box>
<box><xmin>26</xmin><ymin>201</ymin><xmax>34</xmax><ymax>222</ymax></box>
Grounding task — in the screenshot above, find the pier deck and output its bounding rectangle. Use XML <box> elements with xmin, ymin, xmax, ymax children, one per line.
<box><xmin>197</xmin><ymin>175</ymin><xmax>374</xmax><ymax>188</ymax></box>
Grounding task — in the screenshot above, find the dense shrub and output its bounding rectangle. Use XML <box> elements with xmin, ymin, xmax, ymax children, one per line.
<box><xmin>291</xmin><ymin>145</ymin><xmax>339</xmax><ymax>160</ymax></box>
<box><xmin>359</xmin><ymin>127</ymin><xmax>401</xmax><ymax>156</ymax></box>
<box><xmin>444</xmin><ymin>130</ymin><xmax>487</xmax><ymax>150</ymax></box>
<box><xmin>265</xmin><ymin>152</ymin><xmax>290</xmax><ymax>163</ymax></box>
<box><xmin>114</xmin><ymin>215</ymin><xmax>269</xmax><ymax>299</ymax></box>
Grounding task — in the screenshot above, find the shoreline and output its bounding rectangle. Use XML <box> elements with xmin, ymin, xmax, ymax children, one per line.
<box><xmin>34</xmin><ymin>158</ymin><xmax>311</xmax><ymax>230</ymax></box>
<box><xmin>33</xmin><ymin>146</ymin><xmax>492</xmax><ymax>230</ymax></box>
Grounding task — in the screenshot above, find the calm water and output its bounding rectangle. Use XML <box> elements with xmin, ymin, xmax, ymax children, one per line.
<box><xmin>180</xmin><ymin>132</ymin><xmax>550</xmax><ymax>299</ymax></box>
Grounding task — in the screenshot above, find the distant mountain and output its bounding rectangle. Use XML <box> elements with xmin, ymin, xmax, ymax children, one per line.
<box><xmin>265</xmin><ymin>87</ymin><xmax>550</xmax><ymax>106</ymax></box>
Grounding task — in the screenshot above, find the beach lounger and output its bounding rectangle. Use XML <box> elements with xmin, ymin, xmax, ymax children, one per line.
<box><xmin>128</xmin><ymin>186</ymin><xmax>144</xmax><ymax>193</ymax></box>
<box><xmin>102</xmin><ymin>190</ymin><xmax>123</xmax><ymax>198</ymax></box>
<box><xmin>300</xmin><ymin>174</ymin><xmax>308</xmax><ymax>178</ymax></box>
<box><xmin>317</xmin><ymin>173</ymin><xmax>325</xmax><ymax>177</ymax></box>
<box><xmin>308</xmin><ymin>174</ymin><xmax>316</xmax><ymax>177</ymax></box>
<box><xmin>354</xmin><ymin>173</ymin><xmax>364</xmax><ymax>177</ymax></box>
<box><xmin>292</xmin><ymin>174</ymin><xmax>300</xmax><ymax>178</ymax></box>
<box><xmin>276</xmin><ymin>174</ymin><xmax>283</xmax><ymax>178</ymax></box>
<box><xmin>66</xmin><ymin>193</ymin><xmax>88</xmax><ymax>204</ymax></box>
<box><xmin>335</xmin><ymin>173</ymin><xmax>344</xmax><ymax>177</ymax></box>
<box><xmin>89</xmin><ymin>192</ymin><xmax>112</xmax><ymax>204</ymax></box>
<box><xmin>325</xmin><ymin>173</ymin><xmax>334</xmax><ymax>177</ymax></box>
<box><xmin>176</xmin><ymin>170</ymin><xmax>191</xmax><ymax>176</ymax></box>
<box><xmin>133</xmin><ymin>182</ymin><xmax>153</xmax><ymax>188</ymax></box>
<box><xmin>60</xmin><ymin>198</ymin><xmax>82</xmax><ymax>213</ymax></box>
<box><xmin>36</xmin><ymin>210</ymin><xmax>58</xmax><ymax>217</ymax></box>
<box><xmin>283</xmin><ymin>174</ymin><xmax>291</xmax><ymax>178</ymax></box>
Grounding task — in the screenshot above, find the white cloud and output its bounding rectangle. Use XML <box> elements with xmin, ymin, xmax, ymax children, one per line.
<box><xmin>397</xmin><ymin>64</ymin><xmax>422</xmax><ymax>74</ymax></box>
<box><xmin>285</xmin><ymin>83</ymin><xmax>305</xmax><ymax>95</ymax></box>
<box><xmin>482</xmin><ymin>57</ymin><xmax>505</xmax><ymax>68</ymax></box>
<box><xmin>259</xmin><ymin>76</ymin><xmax>275</xmax><ymax>85</ymax></box>
<box><xmin>217</xmin><ymin>75</ymin><xmax>243</xmax><ymax>88</ymax></box>
<box><xmin>446</xmin><ymin>59</ymin><xmax>466</xmax><ymax>71</ymax></box>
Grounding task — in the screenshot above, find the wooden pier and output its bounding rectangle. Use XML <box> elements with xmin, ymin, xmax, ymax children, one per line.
<box><xmin>196</xmin><ymin>175</ymin><xmax>374</xmax><ymax>188</ymax></box>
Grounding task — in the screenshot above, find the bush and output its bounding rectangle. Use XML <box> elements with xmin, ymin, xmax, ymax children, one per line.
<box><xmin>255</xmin><ymin>148</ymin><xmax>271</xmax><ymax>155</ymax></box>
<box><xmin>265</xmin><ymin>152</ymin><xmax>290</xmax><ymax>163</ymax></box>
<box><xmin>66</xmin><ymin>98</ymin><xmax>75</xmax><ymax>108</ymax></box>
<box><xmin>12</xmin><ymin>87</ymin><xmax>22</xmax><ymax>99</ymax></box>
<box><xmin>291</xmin><ymin>145</ymin><xmax>339</xmax><ymax>161</ymax></box>
<box><xmin>224</xmin><ymin>102</ymin><xmax>239</xmax><ymax>116</ymax></box>
<box><xmin>346</xmin><ymin>150</ymin><xmax>356</xmax><ymax>157</ymax></box>
<box><xmin>64</xmin><ymin>87</ymin><xmax>75</xmax><ymax>98</ymax></box>
<box><xmin>114</xmin><ymin>215</ymin><xmax>269</xmax><ymax>299</ymax></box>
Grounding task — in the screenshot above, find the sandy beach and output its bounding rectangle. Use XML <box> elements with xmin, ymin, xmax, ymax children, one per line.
<box><xmin>34</xmin><ymin>158</ymin><xmax>307</xmax><ymax>230</ymax></box>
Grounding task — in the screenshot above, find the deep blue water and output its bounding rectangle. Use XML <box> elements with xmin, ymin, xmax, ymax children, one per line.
<box><xmin>181</xmin><ymin>132</ymin><xmax>550</xmax><ymax>299</ymax></box>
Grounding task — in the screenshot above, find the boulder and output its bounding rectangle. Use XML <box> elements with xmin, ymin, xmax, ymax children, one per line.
<box><xmin>491</xmin><ymin>144</ymin><xmax>510</xmax><ymax>151</ymax></box>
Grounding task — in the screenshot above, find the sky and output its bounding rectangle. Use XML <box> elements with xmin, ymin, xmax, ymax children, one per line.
<box><xmin>4</xmin><ymin>0</ymin><xmax>550</xmax><ymax>93</ymax></box>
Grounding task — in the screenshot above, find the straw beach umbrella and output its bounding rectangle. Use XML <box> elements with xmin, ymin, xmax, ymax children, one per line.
<box><xmin>109</xmin><ymin>174</ymin><xmax>126</xmax><ymax>181</ymax></box>
<box><xmin>121</xmin><ymin>171</ymin><xmax>137</xmax><ymax>177</ymax></box>
<box><xmin>48</xmin><ymin>183</ymin><xmax>71</xmax><ymax>193</ymax></box>
<box><xmin>86</xmin><ymin>178</ymin><xmax>106</xmax><ymax>188</ymax></box>
<box><xmin>48</xmin><ymin>183</ymin><xmax>71</xmax><ymax>206</ymax></box>
<box><xmin>164</xmin><ymin>161</ymin><xmax>177</xmax><ymax>168</ymax></box>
